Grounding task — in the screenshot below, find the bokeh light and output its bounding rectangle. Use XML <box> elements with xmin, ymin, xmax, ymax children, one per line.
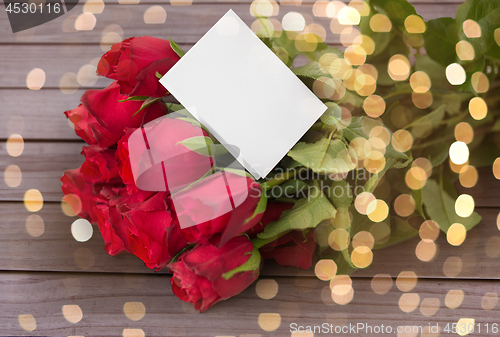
<box><xmin>143</xmin><ymin>6</ymin><xmax>167</xmax><ymax>24</ymax></box>
<box><xmin>4</xmin><ymin>165</ymin><xmax>22</xmax><ymax>188</ymax></box>
<box><xmin>396</xmin><ymin>271</ymin><xmax>417</xmax><ymax>292</ymax></box>
<box><xmin>449</xmin><ymin>141</ymin><xmax>469</xmax><ymax>165</ymax></box>
<box><xmin>26</xmin><ymin>68</ymin><xmax>45</xmax><ymax>90</ymax></box>
<box><xmin>468</xmin><ymin>97</ymin><xmax>487</xmax><ymax>120</ymax></box>
<box><xmin>18</xmin><ymin>314</ymin><xmax>36</xmax><ymax>332</ymax></box>
<box><xmin>447</xmin><ymin>223</ymin><xmax>467</xmax><ymax>246</ymax></box>
<box><xmin>62</xmin><ymin>305</ymin><xmax>83</xmax><ymax>324</ymax></box>
<box><xmin>456</xmin><ymin>40</ymin><xmax>475</xmax><ymax>61</ymax></box>
<box><xmin>404</xmin><ymin>15</ymin><xmax>425</xmax><ymax>34</ymax></box>
<box><xmin>24</xmin><ymin>189</ymin><xmax>43</xmax><ymax>212</ymax></box>
<box><xmin>74</xmin><ymin>13</ymin><xmax>96</xmax><ymax>30</ymax></box>
<box><xmin>258</xmin><ymin>313</ymin><xmax>281</xmax><ymax>331</ymax></box>
<box><xmin>446</xmin><ymin>63</ymin><xmax>466</xmax><ymax>85</ymax></box>
<box><xmin>445</xmin><ymin>289</ymin><xmax>464</xmax><ymax>309</ymax></box>
<box><xmin>123</xmin><ymin>302</ymin><xmax>146</xmax><ymax>321</ymax></box>
<box><xmin>370</xmin><ymin>14</ymin><xmax>391</xmax><ymax>32</ymax></box>
<box><xmin>25</xmin><ymin>214</ymin><xmax>45</xmax><ymax>237</ymax></box>
<box><xmin>6</xmin><ymin>134</ymin><xmax>24</xmax><ymax>157</ymax></box>
<box><xmin>463</xmin><ymin>19</ymin><xmax>481</xmax><ymax>38</ymax></box>
<box><xmin>371</xmin><ymin>274</ymin><xmax>393</xmax><ymax>295</ymax></box>
<box><xmin>71</xmin><ymin>218</ymin><xmax>93</xmax><ymax>242</ymax></box>
<box><xmin>455</xmin><ymin>194</ymin><xmax>474</xmax><ymax>218</ymax></box>
<box><xmin>255</xmin><ymin>279</ymin><xmax>279</xmax><ymax>299</ymax></box>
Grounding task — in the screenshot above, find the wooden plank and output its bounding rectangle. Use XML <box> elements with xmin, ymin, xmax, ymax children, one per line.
<box><xmin>0</xmin><ymin>89</ymin><xmax>87</xmax><ymax>141</ymax></box>
<box><xmin>3</xmin><ymin>142</ymin><xmax>500</xmax><ymax>205</ymax></box>
<box><xmin>0</xmin><ymin>142</ymin><xmax>84</xmax><ymax>202</ymax></box>
<box><xmin>0</xmin><ymin>200</ymin><xmax>498</xmax><ymax>279</ymax></box>
<box><xmin>0</xmin><ymin>271</ymin><xmax>496</xmax><ymax>336</ymax></box>
<box><xmin>0</xmin><ymin>3</ymin><xmax>461</xmax><ymax>44</ymax></box>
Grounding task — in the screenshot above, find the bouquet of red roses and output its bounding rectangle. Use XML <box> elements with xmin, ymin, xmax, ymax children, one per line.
<box><xmin>62</xmin><ymin>0</ymin><xmax>499</xmax><ymax>312</ymax></box>
<box><xmin>61</xmin><ymin>36</ymin><xmax>315</xmax><ymax>312</ymax></box>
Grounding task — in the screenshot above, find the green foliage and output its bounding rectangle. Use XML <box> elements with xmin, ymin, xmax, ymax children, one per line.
<box><xmin>257</xmin><ymin>191</ymin><xmax>336</xmax><ymax>239</ymax></box>
<box><xmin>252</xmin><ymin>0</ymin><xmax>499</xmax><ymax>275</ymax></box>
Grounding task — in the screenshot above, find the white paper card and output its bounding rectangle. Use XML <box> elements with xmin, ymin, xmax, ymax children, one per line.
<box><xmin>160</xmin><ymin>9</ymin><xmax>327</xmax><ymax>179</ymax></box>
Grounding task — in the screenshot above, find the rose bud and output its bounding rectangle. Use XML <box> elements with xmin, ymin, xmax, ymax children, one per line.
<box><xmin>97</xmin><ymin>36</ymin><xmax>180</xmax><ymax>97</ymax></box>
<box><xmin>81</xmin><ymin>146</ymin><xmax>120</xmax><ymax>184</ymax></box>
<box><xmin>80</xmin><ymin>81</ymin><xmax>167</xmax><ymax>148</ymax></box>
<box><xmin>169</xmin><ymin>235</ymin><xmax>260</xmax><ymax>312</ymax></box>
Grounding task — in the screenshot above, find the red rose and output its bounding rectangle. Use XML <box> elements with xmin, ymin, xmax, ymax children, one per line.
<box><xmin>260</xmin><ymin>230</ymin><xmax>316</xmax><ymax>269</ymax></box>
<box><xmin>172</xmin><ymin>171</ymin><xmax>265</xmax><ymax>245</ymax></box>
<box><xmin>246</xmin><ymin>201</ymin><xmax>294</xmax><ymax>238</ymax></box>
<box><xmin>121</xmin><ymin>192</ymin><xmax>188</xmax><ymax>271</ymax></box>
<box><xmin>127</xmin><ymin>118</ymin><xmax>215</xmax><ymax>193</ymax></box>
<box><xmin>95</xmin><ymin>189</ymin><xmax>188</xmax><ymax>270</ymax></box>
<box><xmin>97</xmin><ymin>36</ymin><xmax>180</xmax><ymax>97</ymax></box>
<box><xmin>64</xmin><ymin>104</ymin><xmax>117</xmax><ymax>149</ymax></box>
<box><xmin>81</xmin><ymin>146</ymin><xmax>120</xmax><ymax>184</ymax></box>
<box><xmin>169</xmin><ymin>235</ymin><xmax>260</xmax><ymax>312</ymax></box>
<box><xmin>60</xmin><ymin>167</ymin><xmax>102</xmax><ymax>222</ymax></box>
<box><xmin>80</xmin><ymin>81</ymin><xmax>167</xmax><ymax>147</ymax></box>
<box><xmin>94</xmin><ymin>186</ymin><xmax>131</xmax><ymax>256</ymax></box>
<box><xmin>117</xmin><ymin>128</ymin><xmax>139</xmax><ymax>194</ymax></box>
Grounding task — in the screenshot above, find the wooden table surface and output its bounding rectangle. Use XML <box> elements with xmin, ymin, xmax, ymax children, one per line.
<box><xmin>2</xmin><ymin>0</ymin><xmax>500</xmax><ymax>336</ymax></box>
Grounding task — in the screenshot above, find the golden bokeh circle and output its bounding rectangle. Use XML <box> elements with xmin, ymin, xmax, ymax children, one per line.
<box><xmin>447</xmin><ymin>223</ymin><xmax>467</xmax><ymax>246</ymax></box>
<box><xmin>396</xmin><ymin>271</ymin><xmax>417</xmax><ymax>292</ymax></box>
<box><xmin>24</xmin><ymin>189</ymin><xmax>43</xmax><ymax>212</ymax></box>
<box><xmin>255</xmin><ymin>279</ymin><xmax>279</xmax><ymax>299</ymax></box>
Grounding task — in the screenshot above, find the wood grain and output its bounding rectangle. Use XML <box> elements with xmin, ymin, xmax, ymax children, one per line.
<box><xmin>0</xmin><ymin>200</ymin><xmax>499</xmax><ymax>280</ymax></box>
<box><xmin>0</xmin><ymin>2</ymin><xmax>461</xmax><ymax>45</ymax></box>
<box><xmin>0</xmin><ymin>271</ymin><xmax>497</xmax><ymax>336</ymax></box>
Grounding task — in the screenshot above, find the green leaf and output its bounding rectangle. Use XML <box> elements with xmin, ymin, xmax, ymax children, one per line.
<box><xmin>328</xmin><ymin>180</ymin><xmax>353</xmax><ymax>208</ymax></box>
<box><xmin>422</xmin><ymin>177</ymin><xmax>482</xmax><ymax>232</ymax></box>
<box><xmin>292</xmin><ymin>61</ymin><xmax>330</xmax><ymax>81</ymax></box>
<box><xmin>409</xmin><ymin>104</ymin><xmax>446</xmax><ymax>137</ymax></box>
<box><xmin>177</xmin><ymin>136</ymin><xmax>227</xmax><ymax>157</ymax></box>
<box><xmin>267</xmin><ymin>179</ymin><xmax>309</xmax><ymax>199</ymax></box>
<box><xmin>456</xmin><ymin>0</ymin><xmax>500</xmax><ymax>59</ymax></box>
<box><xmin>257</xmin><ymin>192</ymin><xmax>336</xmax><ymax>239</ymax></box>
<box><xmin>118</xmin><ymin>95</ymin><xmax>149</xmax><ymax>103</ymax></box>
<box><xmin>413</xmin><ymin>188</ymin><xmax>425</xmax><ymax>218</ymax></box>
<box><xmin>167</xmin><ymin>103</ymin><xmax>185</xmax><ymax>112</ymax></box>
<box><xmin>424</xmin><ymin>17</ymin><xmax>458</xmax><ymax>66</ymax></box>
<box><xmin>222</xmin><ymin>246</ymin><xmax>261</xmax><ymax>280</ymax></box>
<box><xmin>288</xmin><ymin>137</ymin><xmax>357</xmax><ymax>175</ymax></box>
<box><xmin>133</xmin><ymin>97</ymin><xmax>161</xmax><ymax>116</ymax></box>
<box><xmin>170</xmin><ymin>37</ymin><xmax>185</xmax><ymax>58</ymax></box>
<box><xmin>155</xmin><ymin>71</ymin><xmax>163</xmax><ymax>79</ymax></box>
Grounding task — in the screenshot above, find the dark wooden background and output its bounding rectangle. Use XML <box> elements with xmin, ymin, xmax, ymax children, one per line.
<box><xmin>2</xmin><ymin>0</ymin><xmax>500</xmax><ymax>336</ymax></box>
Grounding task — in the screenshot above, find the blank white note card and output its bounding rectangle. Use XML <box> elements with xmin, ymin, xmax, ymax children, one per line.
<box><xmin>160</xmin><ymin>10</ymin><xmax>327</xmax><ymax>179</ymax></box>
